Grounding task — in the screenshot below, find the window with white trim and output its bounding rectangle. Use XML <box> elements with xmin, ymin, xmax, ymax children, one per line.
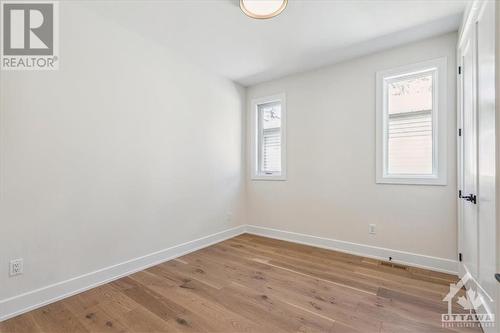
<box><xmin>252</xmin><ymin>94</ymin><xmax>286</xmax><ymax>180</ymax></box>
<box><xmin>376</xmin><ymin>58</ymin><xmax>447</xmax><ymax>185</ymax></box>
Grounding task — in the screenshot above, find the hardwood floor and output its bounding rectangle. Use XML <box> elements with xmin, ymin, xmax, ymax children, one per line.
<box><xmin>0</xmin><ymin>234</ymin><xmax>482</xmax><ymax>333</ymax></box>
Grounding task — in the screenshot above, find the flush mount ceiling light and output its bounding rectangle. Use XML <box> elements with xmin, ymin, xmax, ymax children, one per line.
<box><xmin>240</xmin><ymin>0</ymin><xmax>288</xmax><ymax>19</ymax></box>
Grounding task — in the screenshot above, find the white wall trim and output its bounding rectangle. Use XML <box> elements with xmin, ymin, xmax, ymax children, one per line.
<box><xmin>246</xmin><ymin>225</ymin><xmax>458</xmax><ymax>275</ymax></box>
<box><xmin>457</xmin><ymin>0</ymin><xmax>482</xmax><ymax>49</ymax></box>
<box><xmin>1</xmin><ymin>224</ymin><xmax>459</xmax><ymax>323</ymax></box>
<box><xmin>0</xmin><ymin>225</ymin><xmax>246</xmax><ymax>322</ymax></box>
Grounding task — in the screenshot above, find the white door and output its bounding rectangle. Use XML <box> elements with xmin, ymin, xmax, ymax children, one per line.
<box><xmin>476</xmin><ymin>0</ymin><xmax>497</xmax><ymax>324</ymax></box>
<box><xmin>460</xmin><ymin>27</ymin><xmax>478</xmax><ymax>279</ymax></box>
<box><xmin>458</xmin><ymin>1</ymin><xmax>497</xmax><ymax>330</ymax></box>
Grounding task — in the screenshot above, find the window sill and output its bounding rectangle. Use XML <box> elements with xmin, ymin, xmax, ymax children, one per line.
<box><xmin>376</xmin><ymin>176</ymin><xmax>446</xmax><ymax>186</ymax></box>
<box><xmin>252</xmin><ymin>175</ymin><xmax>287</xmax><ymax>181</ymax></box>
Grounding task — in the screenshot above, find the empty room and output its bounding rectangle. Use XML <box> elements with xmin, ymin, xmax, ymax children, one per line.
<box><xmin>0</xmin><ymin>0</ymin><xmax>499</xmax><ymax>332</ymax></box>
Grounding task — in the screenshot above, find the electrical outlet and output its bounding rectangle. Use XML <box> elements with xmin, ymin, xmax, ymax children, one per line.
<box><xmin>369</xmin><ymin>224</ymin><xmax>376</xmax><ymax>235</ymax></box>
<box><xmin>9</xmin><ymin>259</ymin><xmax>23</xmax><ymax>276</ymax></box>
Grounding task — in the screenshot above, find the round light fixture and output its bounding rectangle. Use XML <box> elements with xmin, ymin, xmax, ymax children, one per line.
<box><xmin>240</xmin><ymin>0</ymin><xmax>288</xmax><ymax>19</ymax></box>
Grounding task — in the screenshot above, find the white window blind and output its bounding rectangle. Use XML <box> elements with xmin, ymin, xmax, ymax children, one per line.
<box><xmin>259</xmin><ymin>102</ymin><xmax>282</xmax><ymax>175</ymax></box>
<box><xmin>262</xmin><ymin>128</ymin><xmax>281</xmax><ymax>172</ymax></box>
<box><xmin>388</xmin><ymin>110</ymin><xmax>432</xmax><ymax>174</ymax></box>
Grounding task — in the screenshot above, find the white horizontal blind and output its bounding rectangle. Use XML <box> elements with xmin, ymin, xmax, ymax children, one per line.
<box><xmin>263</xmin><ymin>128</ymin><xmax>281</xmax><ymax>172</ymax></box>
<box><xmin>388</xmin><ymin>110</ymin><xmax>432</xmax><ymax>174</ymax></box>
<box><xmin>387</xmin><ymin>73</ymin><xmax>433</xmax><ymax>175</ymax></box>
<box><xmin>258</xmin><ymin>102</ymin><xmax>282</xmax><ymax>175</ymax></box>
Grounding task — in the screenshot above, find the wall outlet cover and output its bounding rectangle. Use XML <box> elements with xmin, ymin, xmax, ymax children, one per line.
<box><xmin>9</xmin><ymin>259</ymin><xmax>23</xmax><ymax>276</ymax></box>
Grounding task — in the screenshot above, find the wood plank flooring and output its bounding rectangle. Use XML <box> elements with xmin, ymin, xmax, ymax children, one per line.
<box><xmin>0</xmin><ymin>234</ymin><xmax>482</xmax><ymax>333</ymax></box>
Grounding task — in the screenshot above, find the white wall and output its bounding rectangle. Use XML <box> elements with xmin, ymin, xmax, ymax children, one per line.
<box><xmin>246</xmin><ymin>33</ymin><xmax>458</xmax><ymax>261</ymax></box>
<box><xmin>0</xmin><ymin>2</ymin><xmax>245</xmax><ymax>302</ymax></box>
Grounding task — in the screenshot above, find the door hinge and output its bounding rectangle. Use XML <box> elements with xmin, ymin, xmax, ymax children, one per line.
<box><xmin>458</xmin><ymin>66</ymin><xmax>462</xmax><ymax>75</ymax></box>
<box><xmin>459</xmin><ymin>253</ymin><xmax>463</xmax><ymax>262</ymax></box>
<box><xmin>458</xmin><ymin>128</ymin><xmax>462</xmax><ymax>137</ymax></box>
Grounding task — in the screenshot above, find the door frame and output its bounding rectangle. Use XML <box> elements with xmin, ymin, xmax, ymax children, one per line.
<box><xmin>457</xmin><ymin>4</ymin><xmax>478</xmax><ymax>281</ymax></box>
<box><xmin>457</xmin><ymin>40</ymin><xmax>465</xmax><ymax>278</ymax></box>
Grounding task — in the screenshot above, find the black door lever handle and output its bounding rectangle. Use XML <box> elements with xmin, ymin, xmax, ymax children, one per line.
<box><xmin>496</xmin><ymin>274</ymin><xmax>500</xmax><ymax>283</ymax></box>
<box><xmin>462</xmin><ymin>194</ymin><xmax>477</xmax><ymax>204</ymax></box>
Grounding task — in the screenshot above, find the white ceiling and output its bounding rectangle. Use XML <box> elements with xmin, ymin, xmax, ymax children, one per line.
<box><xmin>85</xmin><ymin>0</ymin><xmax>468</xmax><ymax>86</ymax></box>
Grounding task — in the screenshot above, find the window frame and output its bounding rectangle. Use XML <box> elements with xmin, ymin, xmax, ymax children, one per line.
<box><xmin>376</xmin><ymin>58</ymin><xmax>447</xmax><ymax>185</ymax></box>
<box><xmin>251</xmin><ymin>94</ymin><xmax>287</xmax><ymax>181</ymax></box>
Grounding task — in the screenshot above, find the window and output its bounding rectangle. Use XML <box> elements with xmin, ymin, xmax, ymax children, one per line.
<box><xmin>251</xmin><ymin>94</ymin><xmax>286</xmax><ymax>180</ymax></box>
<box><xmin>376</xmin><ymin>58</ymin><xmax>447</xmax><ymax>185</ymax></box>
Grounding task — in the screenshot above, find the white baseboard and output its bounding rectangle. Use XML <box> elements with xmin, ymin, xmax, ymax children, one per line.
<box><xmin>246</xmin><ymin>225</ymin><xmax>458</xmax><ymax>275</ymax></box>
<box><xmin>1</xmin><ymin>223</ymin><xmax>459</xmax><ymax>323</ymax></box>
<box><xmin>0</xmin><ymin>225</ymin><xmax>246</xmax><ymax>322</ymax></box>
